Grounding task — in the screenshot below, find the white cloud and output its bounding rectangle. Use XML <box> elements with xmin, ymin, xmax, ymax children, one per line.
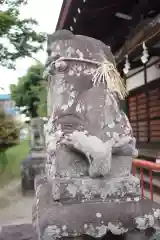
<box><xmin>0</xmin><ymin>0</ymin><xmax>63</xmax><ymax>94</ymax></box>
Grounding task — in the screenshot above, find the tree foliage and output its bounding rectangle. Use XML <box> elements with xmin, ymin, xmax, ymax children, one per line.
<box><xmin>0</xmin><ymin>0</ymin><xmax>45</xmax><ymax>68</ymax></box>
<box><xmin>10</xmin><ymin>63</ymin><xmax>47</xmax><ymax>117</ymax></box>
<box><xmin>37</xmin><ymin>84</ymin><xmax>47</xmax><ymax>117</ymax></box>
<box><xmin>0</xmin><ymin>107</ymin><xmax>19</xmax><ymax>153</ymax></box>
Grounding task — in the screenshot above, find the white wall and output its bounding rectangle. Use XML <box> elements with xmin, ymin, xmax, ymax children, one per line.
<box><xmin>127</xmin><ymin>66</ymin><xmax>143</xmax><ymax>78</ymax></box>
<box><xmin>126</xmin><ymin>70</ymin><xmax>144</xmax><ymax>91</ymax></box>
<box><xmin>146</xmin><ymin>57</ymin><xmax>160</xmax><ymax>66</ymax></box>
<box><xmin>147</xmin><ymin>63</ymin><xmax>160</xmax><ymax>83</ymax></box>
<box><xmin>126</xmin><ymin>57</ymin><xmax>160</xmax><ymax>91</ymax></box>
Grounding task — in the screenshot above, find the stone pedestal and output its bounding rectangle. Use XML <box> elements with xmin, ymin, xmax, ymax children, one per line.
<box><xmin>20</xmin><ymin>150</ymin><xmax>46</xmax><ymax>193</ymax></box>
<box><xmin>33</xmin><ymin>175</ymin><xmax>160</xmax><ymax>239</ymax></box>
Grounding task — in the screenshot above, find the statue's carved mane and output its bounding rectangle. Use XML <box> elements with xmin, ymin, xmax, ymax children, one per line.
<box><xmin>47</xmin><ymin>30</ymin><xmax>116</xmax><ymax>66</ymax></box>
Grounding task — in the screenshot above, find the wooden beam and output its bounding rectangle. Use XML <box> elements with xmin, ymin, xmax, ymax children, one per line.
<box><xmin>102</xmin><ymin>22</ymin><xmax>129</xmax><ymax>52</ymax></box>
<box><xmin>149</xmin><ymin>47</ymin><xmax>160</xmax><ymax>56</ymax></box>
<box><xmin>102</xmin><ymin>0</ymin><xmax>151</xmax><ymax>54</ymax></box>
<box><xmin>118</xmin><ymin>58</ymin><xmax>144</xmax><ymax>71</ymax></box>
<box><xmin>128</xmin><ymin>0</ymin><xmax>149</xmax><ymax>30</ymax></box>
<box><xmin>116</xmin><ymin>14</ymin><xmax>160</xmax><ymax>64</ymax></box>
<box><xmin>118</xmin><ymin>45</ymin><xmax>160</xmax><ymax>71</ymax></box>
<box><xmin>56</xmin><ymin>0</ymin><xmax>73</xmax><ymax>30</ymax></box>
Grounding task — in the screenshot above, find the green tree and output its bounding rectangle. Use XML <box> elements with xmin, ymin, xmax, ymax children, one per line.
<box><xmin>37</xmin><ymin>84</ymin><xmax>47</xmax><ymax>117</ymax></box>
<box><xmin>10</xmin><ymin>63</ymin><xmax>47</xmax><ymax>117</ymax></box>
<box><xmin>0</xmin><ymin>0</ymin><xmax>45</xmax><ymax>68</ymax></box>
<box><xmin>0</xmin><ymin>107</ymin><xmax>19</xmax><ymax>151</ymax></box>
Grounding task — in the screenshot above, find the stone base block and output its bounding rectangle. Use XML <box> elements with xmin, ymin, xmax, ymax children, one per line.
<box><xmin>33</xmin><ymin>178</ymin><xmax>160</xmax><ymax>239</ymax></box>
<box><xmin>51</xmin><ymin>175</ymin><xmax>140</xmax><ymax>202</ymax></box>
<box><xmin>20</xmin><ymin>151</ymin><xmax>46</xmax><ymax>193</ymax></box>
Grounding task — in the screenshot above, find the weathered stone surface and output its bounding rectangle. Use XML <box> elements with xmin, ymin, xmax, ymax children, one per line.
<box><xmin>20</xmin><ymin>117</ymin><xmax>47</xmax><ymax>192</ymax></box>
<box><xmin>0</xmin><ymin>224</ymin><xmax>37</xmax><ymax>240</ymax></box>
<box><xmin>44</xmin><ymin>30</ymin><xmax>138</xmax><ymax>181</ymax></box>
<box><xmin>51</xmin><ymin>175</ymin><xmax>140</xmax><ymax>202</ymax></box>
<box><xmin>34</xmin><ymin>186</ymin><xmax>160</xmax><ymax>239</ymax></box>
<box><xmin>20</xmin><ymin>151</ymin><xmax>46</xmax><ymax>187</ymax></box>
<box><xmin>34</xmin><ymin>175</ymin><xmax>47</xmax><ymax>192</ymax></box>
<box><xmin>30</xmin><ymin>118</ymin><xmax>46</xmax><ymax>151</ymax></box>
<box><xmin>32</xmin><ymin>177</ymin><xmax>160</xmax><ymax>238</ymax></box>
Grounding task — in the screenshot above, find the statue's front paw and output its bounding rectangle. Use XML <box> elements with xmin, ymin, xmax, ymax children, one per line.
<box><xmin>89</xmin><ymin>163</ymin><xmax>102</xmax><ymax>178</ymax></box>
<box><xmin>89</xmin><ymin>156</ymin><xmax>111</xmax><ymax>178</ymax></box>
<box><xmin>88</xmin><ymin>146</ymin><xmax>112</xmax><ymax>178</ymax></box>
<box><xmin>61</xmin><ymin>131</ymin><xmax>105</xmax><ymax>157</ymax></box>
<box><xmin>61</xmin><ymin>134</ymin><xmax>74</xmax><ymax>147</ymax></box>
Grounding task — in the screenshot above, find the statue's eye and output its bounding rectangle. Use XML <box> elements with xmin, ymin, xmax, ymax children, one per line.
<box><xmin>45</xmin><ymin>54</ymin><xmax>60</xmax><ymax>69</ymax></box>
<box><xmin>51</xmin><ymin>53</ymin><xmax>60</xmax><ymax>60</ymax></box>
<box><xmin>54</xmin><ymin>60</ymin><xmax>68</xmax><ymax>72</ymax></box>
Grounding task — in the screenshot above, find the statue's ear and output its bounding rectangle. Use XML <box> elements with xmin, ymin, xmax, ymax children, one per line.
<box><xmin>47</xmin><ymin>30</ymin><xmax>74</xmax><ymax>56</ymax></box>
<box><xmin>48</xmin><ymin>30</ymin><xmax>74</xmax><ymax>42</ymax></box>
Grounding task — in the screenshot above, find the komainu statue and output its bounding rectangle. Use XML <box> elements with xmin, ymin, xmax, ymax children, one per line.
<box><xmin>30</xmin><ymin>118</ymin><xmax>46</xmax><ymax>150</ymax></box>
<box><xmin>20</xmin><ymin>118</ymin><xmax>46</xmax><ymax>193</ymax></box>
<box><xmin>33</xmin><ymin>30</ymin><xmax>160</xmax><ymax>240</ymax></box>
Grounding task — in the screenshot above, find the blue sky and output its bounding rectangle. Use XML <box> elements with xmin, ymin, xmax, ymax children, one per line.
<box><xmin>0</xmin><ymin>0</ymin><xmax>63</xmax><ymax>94</ymax></box>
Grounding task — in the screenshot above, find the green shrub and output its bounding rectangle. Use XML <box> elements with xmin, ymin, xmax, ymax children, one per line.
<box><xmin>0</xmin><ymin>108</ymin><xmax>20</xmax><ymax>174</ymax></box>
<box><xmin>0</xmin><ymin>108</ymin><xmax>19</xmax><ymax>152</ymax></box>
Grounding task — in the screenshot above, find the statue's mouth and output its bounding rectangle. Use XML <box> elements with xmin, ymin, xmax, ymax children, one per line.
<box><xmin>53</xmin><ymin>113</ymin><xmax>85</xmax><ymax>134</ymax></box>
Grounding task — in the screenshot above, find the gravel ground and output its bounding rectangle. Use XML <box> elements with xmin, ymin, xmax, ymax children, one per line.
<box><xmin>0</xmin><ymin>180</ymin><xmax>37</xmax><ymax>240</ymax></box>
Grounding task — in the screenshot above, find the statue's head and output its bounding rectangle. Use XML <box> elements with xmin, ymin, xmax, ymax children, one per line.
<box><xmin>44</xmin><ymin>30</ymin><xmax>127</xmax><ymax>101</ymax></box>
<box><xmin>46</xmin><ymin>30</ymin><xmax>116</xmax><ymax>65</ymax></box>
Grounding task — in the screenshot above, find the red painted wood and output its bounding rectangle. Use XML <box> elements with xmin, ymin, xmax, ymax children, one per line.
<box><xmin>133</xmin><ymin>159</ymin><xmax>160</xmax><ymax>171</ymax></box>
<box><xmin>59</xmin><ymin>0</ymin><xmax>73</xmax><ymax>29</ymax></box>
<box><xmin>149</xmin><ymin>169</ymin><xmax>153</xmax><ymax>201</ymax></box>
<box><xmin>140</xmin><ymin>168</ymin><xmax>144</xmax><ymax>199</ymax></box>
<box><xmin>132</xmin><ymin>159</ymin><xmax>160</xmax><ymax>201</ymax></box>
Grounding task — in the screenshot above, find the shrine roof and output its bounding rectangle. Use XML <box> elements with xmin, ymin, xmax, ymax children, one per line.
<box><xmin>56</xmin><ymin>0</ymin><xmax>160</xmax><ymax>68</ymax></box>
